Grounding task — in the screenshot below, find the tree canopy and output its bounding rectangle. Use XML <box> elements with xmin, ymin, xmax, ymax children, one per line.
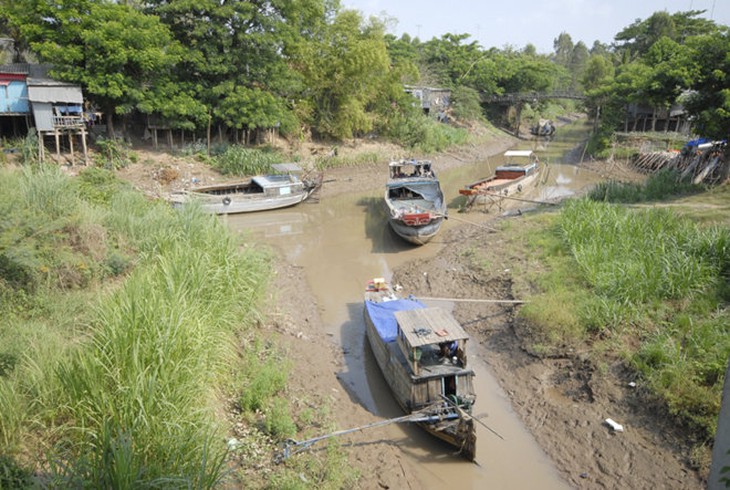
<box><xmin>0</xmin><ymin>2</ymin><xmax>728</xmax><ymax>145</ymax></box>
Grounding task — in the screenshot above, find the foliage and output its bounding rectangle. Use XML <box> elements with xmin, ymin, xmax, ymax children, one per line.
<box><xmin>450</xmin><ymin>86</ymin><xmax>483</xmax><ymax>121</ymax></box>
<box><xmin>387</xmin><ymin>113</ymin><xmax>469</xmax><ymax>153</ymax></box>
<box><xmin>211</xmin><ymin>145</ymin><xmax>285</xmax><ymax>176</ymax></box>
<box><xmin>17</xmin><ymin>133</ymin><xmax>40</xmax><ymax>166</ymax></box>
<box><xmin>588</xmin><ymin>169</ymin><xmax>703</xmax><ymax>203</ymax></box>
<box><xmin>8</xmin><ymin>0</ymin><xmax>184</xmax><ymax>133</ymax></box>
<box><xmin>92</xmin><ymin>136</ymin><xmax>132</xmax><ymax>170</ymax></box>
<box><xmin>0</xmin><ymin>163</ymin><xmax>276</xmax><ymax>486</ymax></box>
<box><xmin>512</xmin><ymin>191</ymin><xmax>730</xmax><ymax>440</ymax></box>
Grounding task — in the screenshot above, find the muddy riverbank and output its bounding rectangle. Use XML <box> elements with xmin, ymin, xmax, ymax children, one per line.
<box><xmin>253</xmin><ymin>134</ymin><xmax>705</xmax><ymax>488</ymax></box>
<box><xmin>110</xmin><ymin>118</ymin><xmax>705</xmax><ymax>488</ymax></box>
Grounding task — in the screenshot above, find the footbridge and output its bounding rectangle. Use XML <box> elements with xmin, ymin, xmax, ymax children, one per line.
<box><xmin>481</xmin><ymin>92</ymin><xmax>587</xmax><ymax>136</ymax></box>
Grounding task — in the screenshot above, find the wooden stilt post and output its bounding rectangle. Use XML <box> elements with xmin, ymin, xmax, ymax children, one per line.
<box><xmin>81</xmin><ymin>128</ymin><xmax>88</xmax><ymax>165</ymax></box>
<box><xmin>68</xmin><ymin>130</ymin><xmax>75</xmax><ymax>165</ymax></box>
<box><xmin>55</xmin><ymin>130</ymin><xmax>61</xmax><ymax>160</ymax></box>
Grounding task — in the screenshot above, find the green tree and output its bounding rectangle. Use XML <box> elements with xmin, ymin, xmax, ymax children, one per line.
<box><xmin>294</xmin><ymin>9</ymin><xmax>395</xmax><ymax>139</ymax></box>
<box><xmin>682</xmin><ymin>32</ymin><xmax>730</xmax><ymax>140</ymax></box>
<box><xmin>552</xmin><ymin>32</ymin><xmax>574</xmax><ymax>67</ymax></box>
<box><xmin>9</xmin><ymin>0</ymin><xmax>182</xmax><ymax>136</ymax></box>
<box><xmin>641</xmin><ymin>37</ymin><xmax>695</xmax><ymax>131</ymax></box>
<box><xmin>615</xmin><ymin>10</ymin><xmax>720</xmax><ymax>59</ymax></box>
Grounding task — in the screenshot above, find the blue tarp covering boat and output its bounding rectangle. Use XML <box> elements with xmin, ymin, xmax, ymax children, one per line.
<box><xmin>364</xmin><ymin>297</ymin><xmax>425</xmax><ymax>343</ymax></box>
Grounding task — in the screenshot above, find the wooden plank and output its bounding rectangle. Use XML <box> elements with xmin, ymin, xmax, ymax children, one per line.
<box><xmin>395</xmin><ymin>307</ymin><xmax>468</xmax><ymax>348</ymax></box>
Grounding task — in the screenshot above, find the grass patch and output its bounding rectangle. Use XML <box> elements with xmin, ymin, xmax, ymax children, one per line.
<box><xmin>507</xmin><ymin>191</ymin><xmax>729</xmax><ymax>442</ymax></box>
<box><xmin>0</xmin><ymin>164</ymin><xmax>359</xmax><ymax>487</ymax></box>
<box><xmin>211</xmin><ymin>145</ymin><xmax>287</xmax><ymax>176</ymax></box>
<box><xmin>589</xmin><ymin>168</ymin><xmax>704</xmax><ymax>203</ymax></box>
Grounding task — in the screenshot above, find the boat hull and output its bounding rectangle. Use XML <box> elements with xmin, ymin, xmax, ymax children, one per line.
<box><xmin>386</xmin><ymin>215</ymin><xmax>444</xmax><ymax>245</ymax></box>
<box><xmin>189</xmin><ymin>190</ymin><xmax>313</xmax><ymax>215</ymax></box>
<box><xmin>465</xmin><ymin>169</ymin><xmax>539</xmax><ymax>205</ymax></box>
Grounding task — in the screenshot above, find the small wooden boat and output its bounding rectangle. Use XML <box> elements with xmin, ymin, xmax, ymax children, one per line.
<box><xmin>530</xmin><ymin>119</ymin><xmax>555</xmax><ymax>137</ymax></box>
<box><xmin>170</xmin><ymin>163</ymin><xmax>321</xmax><ymax>215</ymax></box>
<box><xmin>363</xmin><ymin>278</ymin><xmax>477</xmax><ymax>459</ymax></box>
<box><xmin>384</xmin><ymin>159</ymin><xmax>447</xmax><ymax>245</ymax></box>
<box><xmin>459</xmin><ymin>150</ymin><xmax>540</xmax><ymax>210</ymax></box>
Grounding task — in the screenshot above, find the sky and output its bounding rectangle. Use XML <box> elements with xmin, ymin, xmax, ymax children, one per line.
<box><xmin>341</xmin><ymin>0</ymin><xmax>728</xmax><ymax>53</ymax></box>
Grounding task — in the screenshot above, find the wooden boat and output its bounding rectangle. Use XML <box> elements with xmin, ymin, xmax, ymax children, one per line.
<box><xmin>459</xmin><ymin>150</ymin><xmax>540</xmax><ymax>209</ymax></box>
<box><xmin>530</xmin><ymin>119</ymin><xmax>555</xmax><ymax>137</ymax></box>
<box><xmin>170</xmin><ymin>163</ymin><xmax>321</xmax><ymax>215</ymax></box>
<box><xmin>384</xmin><ymin>159</ymin><xmax>447</xmax><ymax>245</ymax></box>
<box><xmin>363</xmin><ymin>278</ymin><xmax>477</xmax><ymax>459</ymax></box>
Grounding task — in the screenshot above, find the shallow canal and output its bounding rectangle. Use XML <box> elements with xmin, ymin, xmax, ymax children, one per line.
<box><xmin>226</xmin><ymin>119</ymin><xmax>604</xmax><ymax>488</ymax></box>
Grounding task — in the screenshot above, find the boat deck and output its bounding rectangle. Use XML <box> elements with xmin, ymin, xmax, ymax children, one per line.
<box><xmin>474</xmin><ymin>178</ymin><xmax>512</xmax><ymax>190</ymax></box>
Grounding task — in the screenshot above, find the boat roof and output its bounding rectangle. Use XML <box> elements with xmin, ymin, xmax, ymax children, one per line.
<box><xmin>252</xmin><ymin>174</ymin><xmax>297</xmax><ymax>187</ymax></box>
<box><xmin>389</xmin><ymin>159</ymin><xmax>432</xmax><ymax>167</ymax></box>
<box><xmin>395</xmin><ymin>307</ymin><xmax>469</xmax><ymax>348</ymax></box>
<box><xmin>503</xmin><ymin>150</ymin><xmax>536</xmax><ymax>158</ymax></box>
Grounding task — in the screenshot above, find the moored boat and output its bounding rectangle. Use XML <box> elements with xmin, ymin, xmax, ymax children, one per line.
<box><xmin>459</xmin><ymin>150</ymin><xmax>540</xmax><ymax>210</ymax></box>
<box><xmin>384</xmin><ymin>159</ymin><xmax>447</xmax><ymax>245</ymax></box>
<box><xmin>363</xmin><ymin>278</ymin><xmax>477</xmax><ymax>459</ymax></box>
<box><xmin>169</xmin><ymin>163</ymin><xmax>321</xmax><ymax>215</ymax></box>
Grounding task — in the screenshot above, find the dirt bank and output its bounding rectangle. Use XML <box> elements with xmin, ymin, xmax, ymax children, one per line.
<box><xmin>109</xmin><ymin>121</ymin><xmax>704</xmax><ymax>488</ymax></box>
<box><xmin>254</xmin><ymin>137</ymin><xmax>704</xmax><ymax>488</ymax></box>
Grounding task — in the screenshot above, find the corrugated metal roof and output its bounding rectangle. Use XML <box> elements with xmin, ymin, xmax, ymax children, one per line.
<box><xmin>0</xmin><ymin>64</ymin><xmax>52</xmax><ymax>77</ymax></box>
<box><xmin>27</xmin><ymin>85</ymin><xmax>83</xmax><ymax>104</ymax></box>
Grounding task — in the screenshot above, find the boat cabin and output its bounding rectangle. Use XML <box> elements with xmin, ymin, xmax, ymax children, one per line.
<box><xmin>394</xmin><ymin>307</ymin><xmax>469</xmax><ymax>375</ymax></box>
<box><xmin>392</xmin><ymin>307</ymin><xmax>475</xmax><ymax>409</ymax></box>
<box><xmin>495</xmin><ymin>150</ymin><xmax>539</xmax><ymax>178</ymax></box>
<box><xmin>388</xmin><ymin>159</ymin><xmax>434</xmax><ymax>179</ymax></box>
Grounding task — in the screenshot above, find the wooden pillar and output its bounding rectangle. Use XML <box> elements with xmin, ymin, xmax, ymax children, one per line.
<box><xmin>167</xmin><ymin>129</ymin><xmax>173</xmax><ymax>148</ymax></box>
<box><xmin>38</xmin><ymin>131</ymin><xmax>44</xmax><ymax>162</ymax></box>
<box><xmin>68</xmin><ymin>130</ymin><xmax>75</xmax><ymax>165</ymax></box>
<box><xmin>55</xmin><ymin>130</ymin><xmax>61</xmax><ymax>160</ymax></box>
<box><xmin>81</xmin><ymin>128</ymin><xmax>88</xmax><ymax>165</ymax></box>
<box><xmin>153</xmin><ymin>128</ymin><xmax>158</xmax><ymax>149</ymax></box>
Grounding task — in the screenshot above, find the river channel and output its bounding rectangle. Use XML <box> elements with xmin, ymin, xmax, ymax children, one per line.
<box><xmin>227</xmin><ymin>120</ymin><xmax>604</xmax><ymax>488</ymax></box>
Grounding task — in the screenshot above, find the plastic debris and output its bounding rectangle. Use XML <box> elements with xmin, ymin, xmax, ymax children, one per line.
<box><xmin>605</xmin><ymin>418</ymin><xmax>624</xmax><ymax>432</ymax></box>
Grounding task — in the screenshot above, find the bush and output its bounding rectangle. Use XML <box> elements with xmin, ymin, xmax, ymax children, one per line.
<box><xmin>211</xmin><ymin>146</ymin><xmax>285</xmax><ymax>176</ymax></box>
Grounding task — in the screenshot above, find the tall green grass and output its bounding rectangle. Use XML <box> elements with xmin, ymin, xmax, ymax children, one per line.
<box><xmin>387</xmin><ymin>114</ymin><xmax>469</xmax><ymax>153</ymax></box>
<box><xmin>211</xmin><ymin>145</ymin><xmax>286</xmax><ymax>176</ymax></box>
<box><xmin>0</xmin><ymin>165</ymin><xmax>275</xmax><ymax>486</ymax></box>
<box><xmin>560</xmin><ymin>199</ymin><xmax>728</xmax><ymax>305</ymax></box>
<box><xmin>0</xmin><ymin>164</ymin><xmax>359</xmax><ymax>487</ymax></box>
<box><xmin>511</xmin><ymin>192</ymin><xmax>730</xmax><ymax>439</ymax></box>
<box><xmin>553</xmin><ymin>198</ymin><xmax>729</xmax><ymax>437</ymax></box>
<box><xmin>589</xmin><ymin>168</ymin><xmax>703</xmax><ymax>203</ymax></box>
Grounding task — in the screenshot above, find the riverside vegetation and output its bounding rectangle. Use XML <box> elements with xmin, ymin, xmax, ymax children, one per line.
<box><xmin>0</xmin><ymin>163</ymin><xmax>357</xmax><ymax>487</ymax></box>
<box><xmin>1</xmin><ymin>136</ymin><xmax>729</xmax><ymax>485</ymax></box>
<box><xmin>507</xmin><ymin>170</ymin><xmax>730</xmax><ymax>464</ymax></box>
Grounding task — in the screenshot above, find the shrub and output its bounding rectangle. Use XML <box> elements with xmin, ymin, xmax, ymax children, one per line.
<box><xmin>211</xmin><ymin>146</ymin><xmax>285</xmax><ymax>176</ymax></box>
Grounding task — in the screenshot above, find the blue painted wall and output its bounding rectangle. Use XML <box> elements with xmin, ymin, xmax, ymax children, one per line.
<box><xmin>0</xmin><ymin>81</ymin><xmax>30</xmax><ymax>113</ymax></box>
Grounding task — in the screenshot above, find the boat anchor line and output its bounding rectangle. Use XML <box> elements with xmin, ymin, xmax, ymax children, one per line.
<box><xmin>273</xmin><ymin>402</ymin><xmax>472</xmax><ymax>463</ymax></box>
<box><xmin>440</xmin><ymin>395</ymin><xmax>505</xmax><ymax>441</ymax></box>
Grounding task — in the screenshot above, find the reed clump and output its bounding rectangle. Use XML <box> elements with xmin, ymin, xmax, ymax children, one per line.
<box><xmin>0</xmin><ymin>164</ymin><xmax>355</xmax><ymax>487</ymax></box>
<box><xmin>518</xmin><ymin>189</ymin><xmax>729</xmax><ymax>441</ymax></box>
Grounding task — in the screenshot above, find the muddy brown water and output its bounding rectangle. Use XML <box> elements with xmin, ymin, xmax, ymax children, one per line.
<box><xmin>226</xmin><ymin>120</ymin><xmax>604</xmax><ymax>488</ymax></box>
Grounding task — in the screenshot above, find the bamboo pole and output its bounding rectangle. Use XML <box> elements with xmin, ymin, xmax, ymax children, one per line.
<box><xmin>419</xmin><ymin>296</ymin><xmax>527</xmax><ymax>304</ymax></box>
